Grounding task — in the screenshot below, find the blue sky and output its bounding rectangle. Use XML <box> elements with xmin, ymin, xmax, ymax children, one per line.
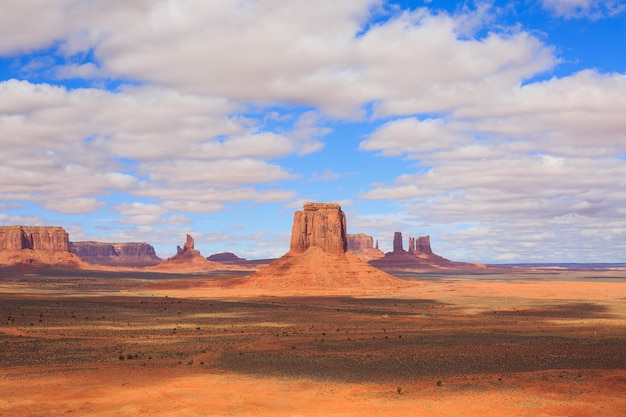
<box><xmin>1</xmin><ymin>0</ymin><xmax>626</xmax><ymax>263</ymax></box>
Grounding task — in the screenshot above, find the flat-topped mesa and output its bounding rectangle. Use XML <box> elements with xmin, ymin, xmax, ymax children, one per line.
<box><xmin>69</xmin><ymin>241</ymin><xmax>161</xmax><ymax>266</ymax></box>
<box><xmin>347</xmin><ymin>233</ymin><xmax>373</xmax><ymax>252</ymax></box>
<box><xmin>0</xmin><ymin>226</ymin><xmax>69</xmax><ymax>252</ymax></box>
<box><xmin>289</xmin><ymin>202</ymin><xmax>347</xmax><ymax>254</ymax></box>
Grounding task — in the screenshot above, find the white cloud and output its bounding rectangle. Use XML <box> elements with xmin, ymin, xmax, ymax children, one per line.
<box><xmin>143</xmin><ymin>158</ymin><xmax>295</xmax><ymax>184</ymax></box>
<box><xmin>360</xmin><ymin>118</ymin><xmax>470</xmax><ymax>157</ymax></box>
<box><xmin>43</xmin><ymin>198</ymin><xmax>105</xmax><ymax>214</ymax></box>
<box><xmin>115</xmin><ymin>202</ymin><xmax>168</xmax><ymax>216</ymax></box>
<box><xmin>541</xmin><ymin>0</ymin><xmax>626</xmax><ymax>19</ymax></box>
<box><xmin>0</xmin><ymin>79</ymin><xmax>306</xmax><ymax>212</ymax></box>
<box><xmin>1</xmin><ymin>2</ymin><xmax>555</xmax><ymax>118</ymax></box>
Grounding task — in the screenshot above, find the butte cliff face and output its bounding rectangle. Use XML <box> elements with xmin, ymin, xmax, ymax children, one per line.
<box><xmin>241</xmin><ymin>202</ymin><xmax>401</xmax><ymax>291</ymax></box>
<box><xmin>0</xmin><ymin>225</ymin><xmax>86</xmax><ymax>267</ymax></box>
<box><xmin>290</xmin><ymin>202</ymin><xmax>347</xmax><ymax>254</ymax></box>
<box><xmin>0</xmin><ymin>226</ymin><xmax>69</xmax><ymax>252</ymax></box>
<box><xmin>69</xmin><ymin>241</ymin><xmax>161</xmax><ymax>266</ymax></box>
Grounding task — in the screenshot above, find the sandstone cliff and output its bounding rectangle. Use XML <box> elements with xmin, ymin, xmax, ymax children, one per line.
<box><xmin>69</xmin><ymin>241</ymin><xmax>161</xmax><ymax>266</ymax></box>
<box><xmin>0</xmin><ymin>226</ymin><xmax>69</xmax><ymax>252</ymax></box>
<box><xmin>290</xmin><ymin>202</ymin><xmax>347</xmax><ymax>254</ymax></box>
<box><xmin>240</xmin><ymin>202</ymin><xmax>402</xmax><ymax>291</ymax></box>
<box><xmin>347</xmin><ymin>233</ymin><xmax>384</xmax><ymax>261</ymax></box>
<box><xmin>347</xmin><ymin>233</ymin><xmax>373</xmax><ymax>251</ymax></box>
<box><xmin>0</xmin><ymin>225</ymin><xmax>88</xmax><ymax>268</ymax></box>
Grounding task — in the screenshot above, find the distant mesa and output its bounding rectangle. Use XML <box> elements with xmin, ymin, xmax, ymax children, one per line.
<box><xmin>370</xmin><ymin>231</ymin><xmax>484</xmax><ymax>271</ymax></box>
<box><xmin>207</xmin><ymin>251</ymin><xmax>273</xmax><ymax>269</ymax></box>
<box><xmin>207</xmin><ymin>252</ymin><xmax>247</xmax><ymax>263</ymax></box>
<box><xmin>240</xmin><ymin>202</ymin><xmax>402</xmax><ymax>290</ymax></box>
<box><xmin>69</xmin><ymin>241</ymin><xmax>161</xmax><ymax>266</ymax></box>
<box><xmin>347</xmin><ymin>233</ymin><xmax>384</xmax><ymax>261</ymax></box>
<box><xmin>0</xmin><ymin>225</ymin><xmax>85</xmax><ymax>267</ymax></box>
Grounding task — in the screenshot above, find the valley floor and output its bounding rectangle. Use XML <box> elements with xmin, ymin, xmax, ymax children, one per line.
<box><xmin>1</xmin><ymin>268</ymin><xmax>625</xmax><ymax>416</ymax></box>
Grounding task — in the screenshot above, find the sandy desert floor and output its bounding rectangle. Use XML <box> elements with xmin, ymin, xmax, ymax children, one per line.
<box><xmin>0</xmin><ymin>267</ymin><xmax>625</xmax><ymax>416</ymax></box>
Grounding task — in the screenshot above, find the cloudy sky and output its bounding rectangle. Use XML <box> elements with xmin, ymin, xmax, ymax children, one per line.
<box><xmin>1</xmin><ymin>0</ymin><xmax>625</xmax><ymax>263</ymax></box>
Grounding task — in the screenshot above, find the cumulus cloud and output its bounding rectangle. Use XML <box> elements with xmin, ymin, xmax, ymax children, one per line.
<box><xmin>0</xmin><ymin>1</ymin><xmax>554</xmax><ymax>117</ymax></box>
<box><xmin>0</xmin><ymin>79</ymin><xmax>305</xmax><ymax>212</ymax></box>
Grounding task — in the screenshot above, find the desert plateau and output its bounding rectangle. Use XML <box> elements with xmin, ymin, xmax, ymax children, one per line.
<box><xmin>1</xmin><ymin>204</ymin><xmax>625</xmax><ymax>416</ymax></box>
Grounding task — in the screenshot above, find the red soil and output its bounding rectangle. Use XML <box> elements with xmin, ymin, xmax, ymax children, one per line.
<box><xmin>0</xmin><ymin>268</ymin><xmax>625</xmax><ymax>416</ymax></box>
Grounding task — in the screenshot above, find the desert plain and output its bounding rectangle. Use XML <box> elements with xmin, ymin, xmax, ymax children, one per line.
<box><xmin>1</xmin><ymin>266</ymin><xmax>625</xmax><ymax>416</ymax></box>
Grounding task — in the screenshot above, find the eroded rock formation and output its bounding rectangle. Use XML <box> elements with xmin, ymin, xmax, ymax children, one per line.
<box><xmin>408</xmin><ymin>237</ymin><xmax>416</xmax><ymax>254</ymax></box>
<box><xmin>347</xmin><ymin>233</ymin><xmax>384</xmax><ymax>261</ymax></box>
<box><xmin>393</xmin><ymin>232</ymin><xmax>404</xmax><ymax>253</ymax></box>
<box><xmin>370</xmin><ymin>231</ymin><xmax>484</xmax><ymax>271</ymax></box>
<box><xmin>290</xmin><ymin>202</ymin><xmax>347</xmax><ymax>254</ymax></box>
<box><xmin>0</xmin><ymin>226</ymin><xmax>69</xmax><ymax>252</ymax></box>
<box><xmin>347</xmin><ymin>233</ymin><xmax>373</xmax><ymax>252</ymax></box>
<box><xmin>0</xmin><ymin>225</ymin><xmax>88</xmax><ymax>268</ymax></box>
<box><xmin>69</xmin><ymin>242</ymin><xmax>161</xmax><ymax>266</ymax></box>
<box><xmin>241</xmin><ymin>202</ymin><xmax>401</xmax><ymax>290</ymax></box>
<box><xmin>416</xmin><ymin>236</ymin><xmax>433</xmax><ymax>255</ymax></box>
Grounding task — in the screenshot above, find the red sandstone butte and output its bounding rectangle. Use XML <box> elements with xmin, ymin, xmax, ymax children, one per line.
<box><xmin>241</xmin><ymin>202</ymin><xmax>401</xmax><ymax>290</ymax></box>
<box><xmin>290</xmin><ymin>202</ymin><xmax>348</xmax><ymax>254</ymax></box>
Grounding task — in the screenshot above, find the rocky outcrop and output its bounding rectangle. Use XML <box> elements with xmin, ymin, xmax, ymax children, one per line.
<box><xmin>240</xmin><ymin>202</ymin><xmax>402</xmax><ymax>291</ymax></box>
<box><xmin>69</xmin><ymin>242</ymin><xmax>161</xmax><ymax>266</ymax></box>
<box><xmin>147</xmin><ymin>234</ymin><xmax>234</xmax><ymax>273</ymax></box>
<box><xmin>407</xmin><ymin>235</ymin><xmax>432</xmax><ymax>255</ymax></box>
<box><xmin>393</xmin><ymin>232</ymin><xmax>404</xmax><ymax>252</ymax></box>
<box><xmin>0</xmin><ymin>226</ymin><xmax>70</xmax><ymax>252</ymax></box>
<box><xmin>347</xmin><ymin>233</ymin><xmax>384</xmax><ymax>262</ymax></box>
<box><xmin>289</xmin><ymin>202</ymin><xmax>347</xmax><ymax>254</ymax></box>
<box><xmin>177</xmin><ymin>234</ymin><xmax>195</xmax><ymax>255</ymax></box>
<box><xmin>0</xmin><ymin>226</ymin><xmax>89</xmax><ymax>268</ymax></box>
<box><xmin>347</xmin><ymin>233</ymin><xmax>373</xmax><ymax>252</ymax></box>
<box><xmin>370</xmin><ymin>231</ymin><xmax>483</xmax><ymax>271</ymax></box>
<box><xmin>416</xmin><ymin>236</ymin><xmax>433</xmax><ymax>255</ymax></box>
